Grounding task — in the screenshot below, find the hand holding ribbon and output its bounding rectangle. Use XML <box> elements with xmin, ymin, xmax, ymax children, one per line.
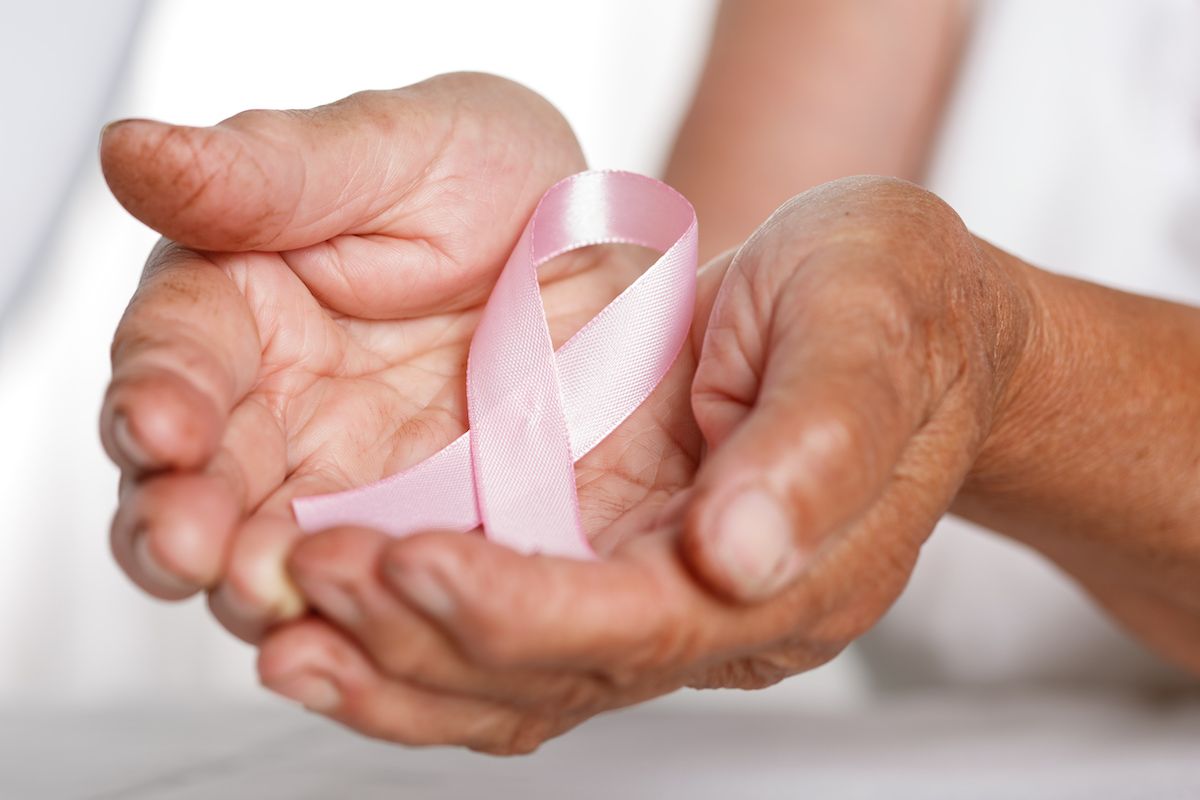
<box><xmin>293</xmin><ymin>171</ymin><xmax>698</xmax><ymax>558</ymax></box>
<box><xmin>261</xmin><ymin>176</ymin><xmax>1021</xmax><ymax>753</ymax></box>
<box><xmin>101</xmin><ymin>72</ymin><xmax>1023</xmax><ymax>754</ymax></box>
<box><xmin>100</xmin><ymin>73</ymin><xmax>707</xmax><ymax>642</ymax></box>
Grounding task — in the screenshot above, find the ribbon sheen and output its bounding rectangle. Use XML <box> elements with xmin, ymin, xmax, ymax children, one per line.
<box><xmin>292</xmin><ymin>170</ymin><xmax>698</xmax><ymax>559</ymax></box>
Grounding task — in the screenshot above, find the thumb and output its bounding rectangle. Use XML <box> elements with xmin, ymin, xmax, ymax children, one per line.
<box><xmin>682</xmin><ymin>266</ymin><xmax>922</xmax><ymax>603</ymax></box>
<box><xmin>98</xmin><ymin>72</ymin><xmax>584</xmax><ymax>255</ymax></box>
<box><xmin>99</xmin><ymin>89</ymin><xmax>441</xmax><ymax>252</ymax></box>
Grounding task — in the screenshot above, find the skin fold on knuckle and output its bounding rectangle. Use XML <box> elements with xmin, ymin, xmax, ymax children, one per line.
<box><xmin>694</xmin><ymin>637</ymin><xmax>840</xmax><ymax>691</ymax></box>
<box><xmin>412</xmin><ymin>71</ymin><xmax>585</xmax><ymax>192</ymax></box>
<box><xmin>614</xmin><ymin>569</ymin><xmax>705</xmax><ymax>680</ymax></box>
<box><xmin>519</xmin><ymin>675</ymin><xmax>609</xmax><ymax>720</ymax></box>
<box><xmin>471</xmin><ymin>713</ymin><xmax>565</xmax><ymax>757</ymax></box>
<box><xmin>694</xmin><ymin>605</ymin><xmax>866</xmax><ymax>694</ymax></box>
<box><xmin>111</xmin><ymin>279</ymin><xmax>253</xmax><ymax>407</ymax></box>
<box><xmin>109</xmin><ymin>328</ymin><xmax>229</xmax><ymax>417</ymax></box>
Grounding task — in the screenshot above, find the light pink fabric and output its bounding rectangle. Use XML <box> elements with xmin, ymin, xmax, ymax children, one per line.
<box><xmin>292</xmin><ymin>171</ymin><xmax>698</xmax><ymax>558</ymax></box>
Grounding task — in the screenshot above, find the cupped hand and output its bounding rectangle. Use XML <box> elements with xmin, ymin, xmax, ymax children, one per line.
<box><xmin>100</xmin><ymin>72</ymin><xmax>701</xmax><ymax>640</ymax></box>
<box><xmin>259</xmin><ymin>176</ymin><xmax>1037</xmax><ymax>753</ymax></box>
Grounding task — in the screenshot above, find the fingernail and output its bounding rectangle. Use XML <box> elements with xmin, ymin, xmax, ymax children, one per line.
<box><xmin>384</xmin><ymin>560</ymin><xmax>455</xmax><ymax>620</ymax></box>
<box><xmin>210</xmin><ymin>581</ymin><xmax>265</xmax><ymax>622</ymax></box>
<box><xmin>101</xmin><ymin>118</ymin><xmax>132</xmax><ymax>135</ymax></box>
<box><xmin>710</xmin><ymin>488</ymin><xmax>798</xmax><ymax>599</ymax></box>
<box><xmin>99</xmin><ymin>119</ymin><xmax>127</xmax><ymax>144</ymax></box>
<box><xmin>211</xmin><ymin>571</ymin><xmax>305</xmax><ymax>626</ymax></box>
<box><xmin>271</xmin><ymin>673</ymin><xmax>341</xmax><ymax>713</ymax></box>
<box><xmin>113</xmin><ymin>413</ymin><xmax>154</xmax><ymax>470</ymax></box>
<box><xmin>100</xmin><ymin>117</ymin><xmax>156</xmax><ymax>140</ymax></box>
<box><xmin>249</xmin><ymin>551</ymin><xmax>307</xmax><ymax>620</ymax></box>
<box><xmin>133</xmin><ymin>530</ymin><xmax>198</xmax><ymax>595</ymax></box>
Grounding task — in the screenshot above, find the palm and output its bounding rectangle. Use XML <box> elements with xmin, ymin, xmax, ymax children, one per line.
<box><xmin>220</xmin><ymin>238</ymin><xmax>702</xmax><ymax>549</ymax></box>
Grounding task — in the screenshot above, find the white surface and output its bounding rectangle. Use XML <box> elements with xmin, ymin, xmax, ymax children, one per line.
<box><xmin>4</xmin><ymin>690</ymin><xmax>1200</xmax><ymax>799</ymax></box>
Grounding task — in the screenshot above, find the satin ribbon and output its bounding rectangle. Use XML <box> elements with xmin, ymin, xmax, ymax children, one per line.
<box><xmin>292</xmin><ymin>170</ymin><xmax>698</xmax><ymax>558</ymax></box>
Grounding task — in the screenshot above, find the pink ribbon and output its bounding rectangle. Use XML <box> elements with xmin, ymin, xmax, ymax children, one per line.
<box><xmin>292</xmin><ymin>171</ymin><xmax>698</xmax><ymax>558</ymax></box>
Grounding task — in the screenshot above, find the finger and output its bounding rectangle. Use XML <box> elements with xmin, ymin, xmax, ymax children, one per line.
<box><xmin>207</xmin><ymin>473</ymin><xmax>342</xmax><ymax>642</ymax></box>
<box><xmin>98</xmin><ymin>72</ymin><xmax>580</xmax><ymax>252</ymax></box>
<box><xmin>380</xmin><ymin>529</ymin><xmax>879</xmax><ymax>698</ymax></box>
<box><xmin>258</xmin><ymin>618</ymin><xmax>567</xmax><ymax>754</ymax></box>
<box><xmin>101</xmin><ymin>74</ymin><xmax>586</xmax><ymax>318</ymax></box>
<box><xmin>378</xmin><ymin>530</ymin><xmax>713</xmax><ymax>681</ymax></box>
<box><xmin>101</xmin><ymin>242</ymin><xmax>260</xmax><ymax>474</ymax></box>
<box><xmin>758</xmin><ymin>398</ymin><xmax>978</xmax><ymax>653</ymax></box>
<box><xmin>684</xmin><ymin>246</ymin><xmax>929</xmax><ymax>602</ymax></box>
<box><xmin>288</xmin><ymin>528</ymin><xmax>608</xmax><ymax>710</ymax></box>
<box><xmin>110</xmin><ymin>472</ymin><xmax>239</xmax><ymax>600</ymax></box>
<box><xmin>109</xmin><ymin>388</ymin><xmax>286</xmax><ymax>598</ymax></box>
<box><xmin>99</xmin><ymin>96</ymin><xmax>430</xmax><ymax>253</ymax></box>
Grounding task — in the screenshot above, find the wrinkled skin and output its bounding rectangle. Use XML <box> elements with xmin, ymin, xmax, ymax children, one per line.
<box><xmin>102</xmin><ymin>73</ymin><xmax>1032</xmax><ymax>753</ymax></box>
<box><xmin>252</xmin><ymin>176</ymin><xmax>1029</xmax><ymax>753</ymax></box>
<box><xmin>101</xmin><ymin>73</ymin><xmax>703</xmax><ymax>640</ymax></box>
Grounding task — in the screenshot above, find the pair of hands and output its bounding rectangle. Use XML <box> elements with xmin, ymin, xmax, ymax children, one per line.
<box><xmin>100</xmin><ymin>73</ymin><xmax>1031</xmax><ymax>753</ymax></box>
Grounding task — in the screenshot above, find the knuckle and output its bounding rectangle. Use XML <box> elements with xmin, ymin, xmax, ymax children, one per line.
<box><xmin>860</xmin><ymin>278</ymin><xmax>918</xmax><ymax>354</ymax></box>
<box><xmin>765</xmin><ymin>638</ymin><xmax>842</xmax><ymax>675</ymax></box>
<box><xmin>824</xmin><ymin>175</ymin><xmax>959</xmax><ymax>230</ymax></box>
<box><xmin>138</xmin><ymin>237</ymin><xmax>183</xmax><ymax>283</ymax></box>
<box><xmin>221</xmin><ymin>107</ymin><xmax>280</xmax><ymax>130</ymax></box>
<box><xmin>441</xmin><ymin>556</ymin><xmax>534</xmax><ymax>670</ymax></box>
<box><xmin>610</xmin><ymin>589</ymin><xmax>698</xmax><ymax>680</ymax></box>
<box><xmin>471</xmin><ymin>714</ymin><xmax>556</xmax><ymax>757</ymax></box>
<box><xmin>546</xmin><ymin>677</ymin><xmax>605</xmax><ymax>716</ymax></box>
<box><xmin>695</xmin><ymin>648</ymin><xmax>820</xmax><ymax>691</ymax></box>
<box><xmin>640</xmin><ymin>620</ymin><xmax>697</xmax><ymax>675</ymax></box>
<box><xmin>801</xmin><ymin>404</ymin><xmax>873</xmax><ymax>476</ymax></box>
<box><xmin>789</xmin><ymin>380</ymin><xmax>901</xmax><ymax>496</ymax></box>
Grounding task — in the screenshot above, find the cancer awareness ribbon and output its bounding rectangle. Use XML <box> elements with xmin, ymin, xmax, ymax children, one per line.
<box><xmin>292</xmin><ymin>170</ymin><xmax>697</xmax><ymax>559</ymax></box>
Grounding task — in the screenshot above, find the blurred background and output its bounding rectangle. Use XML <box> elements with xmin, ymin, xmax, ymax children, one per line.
<box><xmin>1</xmin><ymin>0</ymin><xmax>1197</xmax><ymax>720</ymax></box>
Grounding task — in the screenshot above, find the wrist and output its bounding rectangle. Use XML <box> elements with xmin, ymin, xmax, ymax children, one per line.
<box><xmin>956</xmin><ymin>242</ymin><xmax>1054</xmax><ymax>503</ymax></box>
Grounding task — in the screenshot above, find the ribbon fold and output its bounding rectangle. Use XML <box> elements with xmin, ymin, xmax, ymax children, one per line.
<box><xmin>293</xmin><ymin>170</ymin><xmax>698</xmax><ymax>558</ymax></box>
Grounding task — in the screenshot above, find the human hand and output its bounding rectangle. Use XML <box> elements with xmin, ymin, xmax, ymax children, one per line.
<box><xmin>258</xmin><ymin>176</ymin><xmax>1036</xmax><ymax>752</ymax></box>
<box><xmin>100</xmin><ymin>73</ymin><xmax>704</xmax><ymax>640</ymax></box>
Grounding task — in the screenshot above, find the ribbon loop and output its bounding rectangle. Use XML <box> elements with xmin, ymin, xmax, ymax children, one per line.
<box><xmin>293</xmin><ymin>171</ymin><xmax>698</xmax><ymax>558</ymax></box>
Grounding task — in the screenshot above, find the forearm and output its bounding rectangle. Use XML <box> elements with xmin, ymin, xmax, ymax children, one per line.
<box><xmin>665</xmin><ymin>0</ymin><xmax>968</xmax><ymax>260</ymax></box>
<box><xmin>956</xmin><ymin>250</ymin><xmax>1200</xmax><ymax>672</ymax></box>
